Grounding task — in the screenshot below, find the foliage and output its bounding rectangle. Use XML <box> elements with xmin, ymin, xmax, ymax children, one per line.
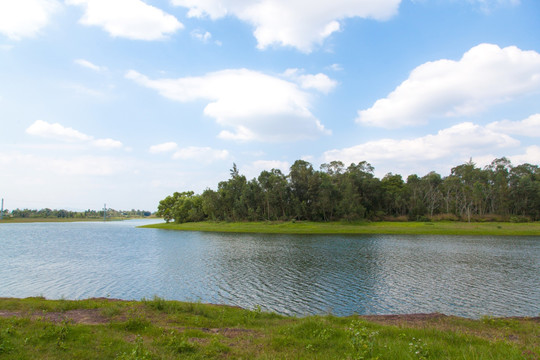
<box><xmin>348</xmin><ymin>320</ymin><xmax>379</xmax><ymax>359</ymax></box>
<box><xmin>2</xmin><ymin>208</ymin><xmax>153</xmax><ymax>221</ymax></box>
<box><xmin>156</xmin><ymin>157</ymin><xmax>540</xmax><ymax>224</ymax></box>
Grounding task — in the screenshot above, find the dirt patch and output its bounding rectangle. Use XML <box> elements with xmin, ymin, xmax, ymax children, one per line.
<box><xmin>204</xmin><ymin>327</ymin><xmax>258</xmax><ymax>338</ymax></box>
<box><xmin>359</xmin><ymin>312</ymin><xmax>449</xmax><ymax>326</ymax></box>
<box><xmin>42</xmin><ymin>309</ymin><xmax>110</xmax><ymax>325</ymax></box>
<box><xmin>87</xmin><ymin>297</ymin><xmax>125</xmax><ymax>302</ymax></box>
<box><xmin>175</xmin><ymin>326</ymin><xmax>258</xmax><ymax>339</ymax></box>
<box><xmin>0</xmin><ymin>310</ymin><xmax>21</xmax><ymax>318</ymax></box>
<box><xmin>0</xmin><ymin>309</ymin><xmax>109</xmax><ymax>325</ymax></box>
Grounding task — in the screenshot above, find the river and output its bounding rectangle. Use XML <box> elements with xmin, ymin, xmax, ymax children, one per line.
<box><xmin>1</xmin><ymin>219</ymin><xmax>538</xmax><ymax>317</ymax></box>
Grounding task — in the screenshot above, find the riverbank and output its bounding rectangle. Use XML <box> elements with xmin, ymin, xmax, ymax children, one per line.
<box><xmin>0</xmin><ymin>297</ymin><xmax>537</xmax><ymax>359</ymax></box>
<box><xmin>142</xmin><ymin>220</ymin><xmax>540</xmax><ymax>236</ymax></box>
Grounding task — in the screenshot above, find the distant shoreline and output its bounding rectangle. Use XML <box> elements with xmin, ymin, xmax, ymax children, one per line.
<box><xmin>142</xmin><ymin>220</ymin><xmax>540</xmax><ymax>236</ymax></box>
<box><xmin>0</xmin><ymin>217</ymin><xmax>152</xmax><ymax>224</ymax></box>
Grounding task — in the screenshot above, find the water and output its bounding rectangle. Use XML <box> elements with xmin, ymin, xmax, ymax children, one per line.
<box><xmin>0</xmin><ymin>219</ymin><xmax>538</xmax><ymax>318</ymax></box>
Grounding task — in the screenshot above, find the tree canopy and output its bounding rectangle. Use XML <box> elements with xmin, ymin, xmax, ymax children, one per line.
<box><xmin>157</xmin><ymin>158</ymin><xmax>540</xmax><ymax>223</ymax></box>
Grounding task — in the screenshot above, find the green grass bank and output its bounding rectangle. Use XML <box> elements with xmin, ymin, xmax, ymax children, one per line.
<box><xmin>0</xmin><ymin>297</ymin><xmax>537</xmax><ymax>359</ymax></box>
<box><xmin>142</xmin><ymin>221</ymin><xmax>540</xmax><ymax>236</ymax></box>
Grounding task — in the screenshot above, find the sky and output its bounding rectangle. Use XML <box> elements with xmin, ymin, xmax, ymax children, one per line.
<box><xmin>0</xmin><ymin>0</ymin><xmax>539</xmax><ymax>212</ymax></box>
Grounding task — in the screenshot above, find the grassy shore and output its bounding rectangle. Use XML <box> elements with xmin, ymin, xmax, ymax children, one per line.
<box><xmin>142</xmin><ymin>220</ymin><xmax>540</xmax><ymax>236</ymax></box>
<box><xmin>0</xmin><ymin>297</ymin><xmax>537</xmax><ymax>359</ymax></box>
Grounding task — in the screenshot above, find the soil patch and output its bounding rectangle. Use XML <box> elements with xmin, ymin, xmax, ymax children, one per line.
<box><xmin>359</xmin><ymin>312</ymin><xmax>450</xmax><ymax>326</ymax></box>
<box><xmin>0</xmin><ymin>309</ymin><xmax>109</xmax><ymax>325</ymax></box>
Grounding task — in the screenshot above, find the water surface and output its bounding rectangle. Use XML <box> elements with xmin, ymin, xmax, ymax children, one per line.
<box><xmin>1</xmin><ymin>220</ymin><xmax>538</xmax><ymax>317</ymax></box>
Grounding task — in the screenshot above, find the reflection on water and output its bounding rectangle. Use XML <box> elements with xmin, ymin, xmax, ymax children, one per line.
<box><xmin>0</xmin><ymin>220</ymin><xmax>538</xmax><ymax>317</ymax></box>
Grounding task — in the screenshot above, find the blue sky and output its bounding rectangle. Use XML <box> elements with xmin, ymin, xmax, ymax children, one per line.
<box><xmin>0</xmin><ymin>0</ymin><xmax>539</xmax><ymax>211</ymax></box>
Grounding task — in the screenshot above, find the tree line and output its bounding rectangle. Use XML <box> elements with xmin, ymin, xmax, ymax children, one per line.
<box><xmin>157</xmin><ymin>157</ymin><xmax>540</xmax><ymax>223</ymax></box>
<box><xmin>3</xmin><ymin>208</ymin><xmax>153</xmax><ymax>219</ymax></box>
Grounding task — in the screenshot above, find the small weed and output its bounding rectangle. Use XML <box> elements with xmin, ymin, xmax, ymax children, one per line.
<box><xmin>116</xmin><ymin>335</ymin><xmax>151</xmax><ymax>360</ymax></box>
<box><xmin>348</xmin><ymin>320</ymin><xmax>379</xmax><ymax>360</ymax></box>
<box><xmin>305</xmin><ymin>327</ymin><xmax>335</xmax><ymax>351</ymax></box>
<box><xmin>409</xmin><ymin>337</ymin><xmax>429</xmax><ymax>359</ymax></box>
<box><xmin>0</xmin><ymin>329</ymin><xmax>13</xmax><ymax>354</ymax></box>
<box><xmin>102</xmin><ymin>305</ymin><xmax>122</xmax><ymax>318</ymax></box>
<box><xmin>0</xmin><ymin>339</ymin><xmax>13</xmax><ymax>354</ymax></box>
<box><xmin>56</xmin><ymin>320</ymin><xmax>71</xmax><ymax>349</ymax></box>
<box><xmin>143</xmin><ymin>296</ymin><xmax>167</xmax><ymax>312</ymax></box>
<box><xmin>122</xmin><ymin>308</ymin><xmax>150</xmax><ymax>332</ymax></box>
<box><xmin>243</xmin><ymin>304</ymin><xmax>263</xmax><ymax>322</ymax></box>
<box><xmin>204</xmin><ymin>337</ymin><xmax>230</xmax><ymax>356</ymax></box>
<box><xmin>164</xmin><ymin>331</ymin><xmax>197</xmax><ymax>354</ymax></box>
<box><xmin>314</xmin><ymin>327</ymin><xmax>333</xmax><ymax>341</ymax></box>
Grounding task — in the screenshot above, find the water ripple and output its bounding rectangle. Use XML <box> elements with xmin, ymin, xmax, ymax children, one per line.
<box><xmin>1</xmin><ymin>221</ymin><xmax>539</xmax><ymax>317</ymax></box>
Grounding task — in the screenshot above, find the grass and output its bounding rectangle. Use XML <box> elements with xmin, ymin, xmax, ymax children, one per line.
<box><xmin>0</xmin><ymin>297</ymin><xmax>537</xmax><ymax>359</ymax></box>
<box><xmin>141</xmin><ymin>220</ymin><xmax>540</xmax><ymax>236</ymax></box>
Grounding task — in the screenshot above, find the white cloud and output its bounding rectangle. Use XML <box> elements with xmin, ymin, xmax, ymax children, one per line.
<box><xmin>508</xmin><ymin>146</ymin><xmax>540</xmax><ymax>165</ymax></box>
<box><xmin>66</xmin><ymin>0</ymin><xmax>183</xmax><ymax>40</ymax></box>
<box><xmin>323</xmin><ymin>122</ymin><xmax>520</xmax><ymax>175</ymax></box>
<box><xmin>487</xmin><ymin>113</ymin><xmax>540</xmax><ymax>137</ymax></box>
<box><xmin>26</xmin><ymin>120</ymin><xmax>92</xmax><ymax>142</ymax></box>
<box><xmin>191</xmin><ymin>29</ymin><xmax>212</xmax><ymax>42</ymax></box>
<box><xmin>283</xmin><ymin>68</ymin><xmax>337</xmax><ymax>94</ymax></box>
<box><xmin>92</xmin><ymin>138</ymin><xmax>123</xmax><ymax>149</ymax></box>
<box><xmin>172</xmin><ymin>146</ymin><xmax>230</xmax><ymax>162</ymax></box>
<box><xmin>171</xmin><ymin>0</ymin><xmax>401</xmax><ymax>52</ymax></box>
<box><xmin>75</xmin><ymin>59</ymin><xmax>106</xmax><ymax>72</ymax></box>
<box><xmin>26</xmin><ymin>120</ymin><xmax>123</xmax><ymax>149</ymax></box>
<box><xmin>126</xmin><ymin>68</ymin><xmax>331</xmax><ymax>142</ymax></box>
<box><xmin>149</xmin><ymin>142</ymin><xmax>178</xmax><ymax>154</ymax></box>
<box><xmin>357</xmin><ymin>44</ymin><xmax>540</xmax><ymax>128</ymax></box>
<box><xmin>243</xmin><ymin>160</ymin><xmax>290</xmax><ymax>179</ymax></box>
<box><xmin>0</xmin><ymin>0</ymin><xmax>60</xmax><ymax>40</ymax></box>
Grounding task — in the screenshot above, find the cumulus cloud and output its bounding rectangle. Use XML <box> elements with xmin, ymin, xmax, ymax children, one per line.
<box><xmin>75</xmin><ymin>59</ymin><xmax>106</xmax><ymax>72</ymax></box>
<box><xmin>27</xmin><ymin>120</ymin><xmax>92</xmax><ymax>142</ymax></box>
<box><xmin>92</xmin><ymin>138</ymin><xmax>123</xmax><ymax>149</ymax></box>
<box><xmin>172</xmin><ymin>146</ymin><xmax>230</xmax><ymax>162</ymax></box>
<box><xmin>149</xmin><ymin>142</ymin><xmax>179</xmax><ymax>154</ymax></box>
<box><xmin>0</xmin><ymin>0</ymin><xmax>60</xmax><ymax>40</ymax></box>
<box><xmin>357</xmin><ymin>44</ymin><xmax>540</xmax><ymax>128</ymax></box>
<box><xmin>283</xmin><ymin>68</ymin><xmax>337</xmax><ymax>94</ymax></box>
<box><xmin>323</xmin><ymin>122</ymin><xmax>519</xmax><ymax>171</ymax></box>
<box><xmin>243</xmin><ymin>159</ymin><xmax>290</xmax><ymax>179</ymax></box>
<box><xmin>171</xmin><ymin>0</ymin><xmax>401</xmax><ymax>52</ymax></box>
<box><xmin>26</xmin><ymin>120</ymin><xmax>123</xmax><ymax>149</ymax></box>
<box><xmin>66</xmin><ymin>0</ymin><xmax>183</xmax><ymax>40</ymax></box>
<box><xmin>487</xmin><ymin>113</ymin><xmax>540</xmax><ymax>137</ymax></box>
<box><xmin>126</xmin><ymin>68</ymin><xmax>330</xmax><ymax>142</ymax></box>
<box><xmin>508</xmin><ymin>146</ymin><xmax>540</xmax><ymax>165</ymax></box>
<box><xmin>191</xmin><ymin>29</ymin><xmax>212</xmax><ymax>42</ymax></box>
